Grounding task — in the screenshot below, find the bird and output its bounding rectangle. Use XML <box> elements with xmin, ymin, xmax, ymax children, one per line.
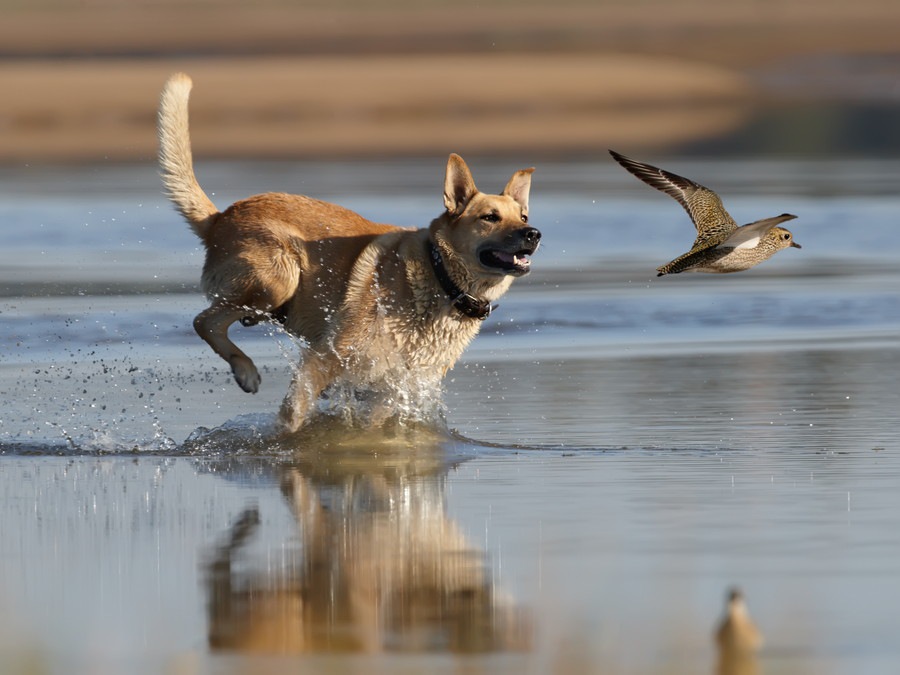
<box><xmin>609</xmin><ymin>150</ymin><xmax>801</xmax><ymax>276</ymax></box>
<box><xmin>715</xmin><ymin>587</ymin><xmax>764</xmax><ymax>656</ymax></box>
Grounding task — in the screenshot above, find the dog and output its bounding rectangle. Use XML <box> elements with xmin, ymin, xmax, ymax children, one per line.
<box><xmin>157</xmin><ymin>73</ymin><xmax>540</xmax><ymax>432</ymax></box>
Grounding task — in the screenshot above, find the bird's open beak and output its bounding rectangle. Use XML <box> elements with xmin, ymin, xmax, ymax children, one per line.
<box><xmin>790</xmin><ymin>241</ymin><xmax>802</xmax><ymax>249</ymax></box>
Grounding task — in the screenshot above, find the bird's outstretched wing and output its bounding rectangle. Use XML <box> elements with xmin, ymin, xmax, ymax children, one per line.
<box><xmin>609</xmin><ymin>150</ymin><xmax>738</xmax><ymax>248</ymax></box>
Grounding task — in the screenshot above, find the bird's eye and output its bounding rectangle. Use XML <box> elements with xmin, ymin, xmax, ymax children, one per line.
<box><xmin>482</xmin><ymin>212</ymin><xmax>500</xmax><ymax>223</ymax></box>
<box><xmin>782</xmin><ymin>233</ymin><xmax>791</xmax><ymax>241</ymax></box>
<box><xmin>521</xmin><ymin>213</ymin><xmax>529</xmax><ymax>224</ymax></box>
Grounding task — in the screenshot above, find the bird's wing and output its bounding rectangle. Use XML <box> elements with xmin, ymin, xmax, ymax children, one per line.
<box><xmin>656</xmin><ymin>246</ymin><xmax>731</xmax><ymax>276</ymax></box>
<box><xmin>609</xmin><ymin>150</ymin><xmax>738</xmax><ymax>246</ymax></box>
<box><xmin>720</xmin><ymin>214</ymin><xmax>797</xmax><ymax>250</ymax></box>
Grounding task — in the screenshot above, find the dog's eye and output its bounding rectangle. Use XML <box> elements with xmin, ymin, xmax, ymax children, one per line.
<box><xmin>481</xmin><ymin>212</ymin><xmax>500</xmax><ymax>223</ymax></box>
<box><xmin>521</xmin><ymin>214</ymin><xmax>528</xmax><ymax>224</ymax></box>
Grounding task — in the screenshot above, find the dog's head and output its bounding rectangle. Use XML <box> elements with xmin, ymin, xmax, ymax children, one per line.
<box><xmin>434</xmin><ymin>154</ymin><xmax>540</xmax><ymax>290</ymax></box>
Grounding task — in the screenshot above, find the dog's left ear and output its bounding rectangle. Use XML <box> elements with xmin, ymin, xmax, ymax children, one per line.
<box><xmin>503</xmin><ymin>168</ymin><xmax>535</xmax><ymax>212</ymax></box>
<box><xmin>444</xmin><ymin>154</ymin><xmax>478</xmax><ymax>215</ymax></box>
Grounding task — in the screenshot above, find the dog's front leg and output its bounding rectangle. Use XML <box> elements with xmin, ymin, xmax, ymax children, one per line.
<box><xmin>194</xmin><ymin>304</ymin><xmax>262</xmax><ymax>393</ymax></box>
<box><xmin>277</xmin><ymin>351</ymin><xmax>339</xmax><ymax>433</ymax></box>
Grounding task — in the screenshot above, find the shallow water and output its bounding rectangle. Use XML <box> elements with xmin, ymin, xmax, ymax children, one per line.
<box><xmin>2</xmin><ymin>158</ymin><xmax>900</xmax><ymax>674</ymax></box>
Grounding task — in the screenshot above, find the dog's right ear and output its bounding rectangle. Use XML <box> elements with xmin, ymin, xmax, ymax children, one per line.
<box><xmin>443</xmin><ymin>153</ymin><xmax>478</xmax><ymax>215</ymax></box>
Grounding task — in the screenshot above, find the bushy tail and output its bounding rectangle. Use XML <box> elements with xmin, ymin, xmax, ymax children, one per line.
<box><xmin>157</xmin><ymin>73</ymin><xmax>218</xmax><ymax>239</ymax></box>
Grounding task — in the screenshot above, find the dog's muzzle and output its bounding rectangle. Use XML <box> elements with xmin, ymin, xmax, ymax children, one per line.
<box><xmin>478</xmin><ymin>227</ymin><xmax>541</xmax><ymax>276</ymax></box>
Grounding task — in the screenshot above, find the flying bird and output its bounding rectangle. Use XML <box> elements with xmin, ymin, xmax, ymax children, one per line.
<box><xmin>610</xmin><ymin>150</ymin><xmax>800</xmax><ymax>276</ymax></box>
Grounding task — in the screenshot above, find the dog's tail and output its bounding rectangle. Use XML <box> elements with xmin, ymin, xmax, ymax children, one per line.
<box><xmin>157</xmin><ymin>73</ymin><xmax>218</xmax><ymax>239</ymax></box>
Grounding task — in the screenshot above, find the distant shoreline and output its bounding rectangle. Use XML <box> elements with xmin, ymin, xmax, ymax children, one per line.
<box><xmin>0</xmin><ymin>54</ymin><xmax>753</xmax><ymax>163</ymax></box>
<box><xmin>2</xmin><ymin>2</ymin><xmax>900</xmax><ymax>163</ymax></box>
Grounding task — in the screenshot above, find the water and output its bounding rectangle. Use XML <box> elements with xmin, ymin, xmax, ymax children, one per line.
<box><xmin>2</xmin><ymin>158</ymin><xmax>900</xmax><ymax>674</ymax></box>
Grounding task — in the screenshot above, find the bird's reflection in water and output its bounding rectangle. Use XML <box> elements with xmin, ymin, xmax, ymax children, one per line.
<box><xmin>202</xmin><ymin>420</ymin><xmax>530</xmax><ymax>654</ymax></box>
<box><xmin>714</xmin><ymin>587</ymin><xmax>763</xmax><ymax>675</ymax></box>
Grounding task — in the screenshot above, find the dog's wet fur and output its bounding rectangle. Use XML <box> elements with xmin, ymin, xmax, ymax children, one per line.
<box><xmin>157</xmin><ymin>73</ymin><xmax>540</xmax><ymax>432</ymax></box>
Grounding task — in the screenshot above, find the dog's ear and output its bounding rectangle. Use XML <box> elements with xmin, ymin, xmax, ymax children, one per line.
<box><xmin>503</xmin><ymin>168</ymin><xmax>535</xmax><ymax>213</ymax></box>
<box><xmin>444</xmin><ymin>154</ymin><xmax>478</xmax><ymax>215</ymax></box>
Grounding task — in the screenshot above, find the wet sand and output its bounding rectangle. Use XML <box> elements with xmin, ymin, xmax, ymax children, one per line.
<box><xmin>0</xmin><ymin>54</ymin><xmax>751</xmax><ymax>162</ymax></box>
<box><xmin>2</xmin><ymin>0</ymin><xmax>900</xmax><ymax>162</ymax></box>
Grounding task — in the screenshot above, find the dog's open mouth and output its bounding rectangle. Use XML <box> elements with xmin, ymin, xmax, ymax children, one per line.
<box><xmin>478</xmin><ymin>248</ymin><xmax>533</xmax><ymax>275</ymax></box>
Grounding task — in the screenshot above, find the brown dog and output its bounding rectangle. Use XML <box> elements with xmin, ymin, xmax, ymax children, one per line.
<box><xmin>157</xmin><ymin>73</ymin><xmax>540</xmax><ymax>432</ymax></box>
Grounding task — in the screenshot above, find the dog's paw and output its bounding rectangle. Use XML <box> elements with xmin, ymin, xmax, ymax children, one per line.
<box><xmin>236</xmin><ymin>372</ymin><xmax>261</xmax><ymax>394</ymax></box>
<box><xmin>229</xmin><ymin>356</ymin><xmax>261</xmax><ymax>394</ymax></box>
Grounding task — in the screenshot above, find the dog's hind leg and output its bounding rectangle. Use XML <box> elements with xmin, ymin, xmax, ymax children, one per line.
<box><xmin>194</xmin><ymin>304</ymin><xmax>263</xmax><ymax>393</ymax></box>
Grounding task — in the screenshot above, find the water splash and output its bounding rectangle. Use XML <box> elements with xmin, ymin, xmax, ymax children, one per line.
<box><xmin>0</xmin><ymin>420</ymin><xmax>179</xmax><ymax>456</ymax></box>
<box><xmin>313</xmin><ymin>374</ymin><xmax>448</xmax><ymax>430</ymax></box>
<box><xmin>181</xmin><ymin>413</ymin><xmax>282</xmax><ymax>455</ymax></box>
<box><xmin>1</xmin><ymin>295</ymin><xmax>454</xmax><ymax>456</ymax></box>
<box><xmin>255</xmin><ymin>312</ymin><xmax>451</xmax><ymax>432</ymax></box>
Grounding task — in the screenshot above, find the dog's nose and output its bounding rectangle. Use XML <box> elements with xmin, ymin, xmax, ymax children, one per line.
<box><xmin>522</xmin><ymin>227</ymin><xmax>541</xmax><ymax>247</ymax></box>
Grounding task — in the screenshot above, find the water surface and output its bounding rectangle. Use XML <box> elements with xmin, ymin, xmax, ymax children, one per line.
<box><xmin>2</xmin><ymin>158</ymin><xmax>899</xmax><ymax>674</ymax></box>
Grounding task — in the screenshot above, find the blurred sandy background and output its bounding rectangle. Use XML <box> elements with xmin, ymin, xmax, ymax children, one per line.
<box><xmin>2</xmin><ymin>0</ymin><xmax>900</xmax><ymax>163</ymax></box>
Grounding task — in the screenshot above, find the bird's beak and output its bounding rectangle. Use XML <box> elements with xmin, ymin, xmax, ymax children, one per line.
<box><xmin>790</xmin><ymin>241</ymin><xmax>802</xmax><ymax>249</ymax></box>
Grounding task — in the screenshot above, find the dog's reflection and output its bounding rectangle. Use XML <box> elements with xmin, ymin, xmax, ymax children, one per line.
<box><xmin>204</xmin><ymin>432</ymin><xmax>529</xmax><ymax>653</ymax></box>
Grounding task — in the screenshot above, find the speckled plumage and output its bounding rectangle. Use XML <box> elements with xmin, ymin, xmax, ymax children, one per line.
<box><xmin>609</xmin><ymin>150</ymin><xmax>801</xmax><ymax>275</ymax></box>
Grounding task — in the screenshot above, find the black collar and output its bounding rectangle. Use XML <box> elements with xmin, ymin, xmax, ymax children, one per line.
<box><xmin>426</xmin><ymin>238</ymin><xmax>494</xmax><ymax>320</ymax></box>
